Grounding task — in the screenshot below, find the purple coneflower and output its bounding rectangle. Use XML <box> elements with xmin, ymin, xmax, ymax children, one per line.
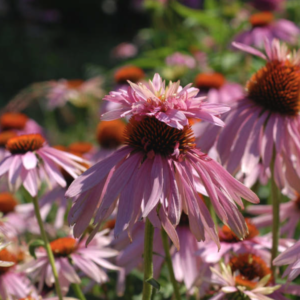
<box><xmin>199</xmin><ymin>219</ymin><xmax>291</xmax><ymax>264</ymax></box>
<box><xmin>66</xmin><ymin>73</ymin><xmax>259</xmax><ymax>249</ymax></box>
<box><xmin>273</xmin><ymin>239</ymin><xmax>300</xmax><ymax>281</ymax></box>
<box><xmin>214</xmin><ymin>40</ymin><xmax>300</xmax><ymax>193</ymax></box>
<box><xmin>0</xmin><ymin>134</ymin><xmax>86</xmax><ymax>197</ymax></box>
<box><xmin>111</xmin><ymin>43</ymin><xmax>138</xmax><ymax>60</ymax></box>
<box><xmin>23</xmin><ymin>232</ymin><xmax>120</xmax><ymax>294</ymax></box>
<box><xmin>0</xmin><ymin>248</ymin><xmax>36</xmax><ymax>299</ymax></box>
<box><xmin>233</xmin><ymin>12</ymin><xmax>299</xmax><ymax>48</ymax></box>
<box><xmin>210</xmin><ymin>254</ymin><xmax>281</xmax><ymax>300</ymax></box>
<box><xmin>194</xmin><ymin>72</ymin><xmax>244</xmax><ymax>104</ymax></box>
<box><xmin>247</xmin><ymin>193</ymin><xmax>300</xmax><ymax>238</ymax></box>
<box><xmin>0</xmin><ymin>112</ymin><xmax>44</xmax><ymax>136</ymax></box>
<box><xmin>165</xmin><ymin>52</ymin><xmax>196</xmax><ymax>69</ymax></box>
<box><xmin>46</xmin><ymin>78</ymin><xmax>103</xmax><ymax>109</ymax></box>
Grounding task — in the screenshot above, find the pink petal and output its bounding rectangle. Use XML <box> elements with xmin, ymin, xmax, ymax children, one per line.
<box><xmin>0</xmin><ymin>156</ymin><xmax>14</xmax><ymax>177</ymax></box>
<box><xmin>232</xmin><ymin>42</ymin><xmax>267</xmax><ymax>60</ymax></box>
<box><xmin>143</xmin><ymin>155</ymin><xmax>164</xmax><ymax>218</ymax></box>
<box><xmin>23</xmin><ymin>169</ymin><xmax>38</xmax><ymax>197</ymax></box>
<box><xmin>66</xmin><ymin>146</ymin><xmax>132</xmax><ymax>198</ymax></box>
<box><xmin>159</xmin><ymin>208</ymin><xmax>180</xmax><ymax>250</ymax></box>
<box><xmin>22</xmin><ymin>152</ymin><xmax>38</xmax><ymax>170</ymax></box>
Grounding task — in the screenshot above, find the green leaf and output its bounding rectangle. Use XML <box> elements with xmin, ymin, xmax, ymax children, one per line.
<box><xmin>29</xmin><ymin>240</ymin><xmax>45</xmax><ymax>259</ymax></box>
<box><xmin>146</xmin><ymin>277</ymin><xmax>161</xmax><ymax>290</ymax></box>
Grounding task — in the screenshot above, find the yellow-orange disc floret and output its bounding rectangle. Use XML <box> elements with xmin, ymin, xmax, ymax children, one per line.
<box><xmin>124</xmin><ymin>116</ymin><xmax>195</xmax><ymax>157</ymax></box>
<box><xmin>96</xmin><ymin>120</ymin><xmax>126</xmax><ymax>149</ymax></box>
<box><xmin>229</xmin><ymin>253</ymin><xmax>272</xmax><ymax>289</ymax></box>
<box><xmin>247</xmin><ymin>60</ymin><xmax>300</xmax><ymax>115</ymax></box>
<box><xmin>66</xmin><ymin>80</ymin><xmax>84</xmax><ymax>89</ymax></box>
<box><xmin>6</xmin><ymin>134</ymin><xmax>45</xmax><ymax>154</ymax></box>
<box><xmin>0</xmin><ymin>113</ymin><xmax>28</xmax><ymax>131</ymax></box>
<box><xmin>0</xmin><ymin>249</ymin><xmax>17</xmax><ymax>274</ymax></box>
<box><xmin>194</xmin><ymin>73</ymin><xmax>225</xmax><ymax>90</ymax></box>
<box><xmin>68</xmin><ymin>142</ymin><xmax>93</xmax><ymax>155</ymax></box>
<box><xmin>219</xmin><ymin>219</ymin><xmax>259</xmax><ymax>243</ymax></box>
<box><xmin>50</xmin><ymin>237</ymin><xmax>77</xmax><ymax>258</ymax></box>
<box><xmin>114</xmin><ymin>66</ymin><xmax>145</xmax><ymax>84</ymax></box>
<box><xmin>0</xmin><ymin>131</ymin><xmax>17</xmax><ymax>148</ymax></box>
<box><xmin>249</xmin><ymin>12</ymin><xmax>274</xmax><ymax>28</ymax></box>
<box><xmin>0</xmin><ymin>193</ymin><xmax>18</xmax><ymax>214</ymax></box>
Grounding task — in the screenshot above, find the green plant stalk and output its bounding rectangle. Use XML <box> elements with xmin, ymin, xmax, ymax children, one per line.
<box><xmin>161</xmin><ymin>228</ymin><xmax>181</xmax><ymax>300</ymax></box>
<box><xmin>32</xmin><ymin>196</ymin><xmax>63</xmax><ymax>300</ymax></box>
<box><xmin>270</xmin><ymin>160</ymin><xmax>281</xmax><ymax>277</ymax></box>
<box><xmin>72</xmin><ymin>283</ymin><xmax>87</xmax><ymax>300</ymax></box>
<box><xmin>142</xmin><ymin>219</ymin><xmax>155</xmax><ymax>300</ymax></box>
<box><xmin>204</xmin><ymin>196</ymin><xmax>217</xmax><ymax>226</ymax></box>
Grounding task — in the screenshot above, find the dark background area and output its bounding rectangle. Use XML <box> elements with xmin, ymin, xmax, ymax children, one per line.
<box><xmin>0</xmin><ymin>0</ymin><xmax>150</xmax><ymax>104</ymax></box>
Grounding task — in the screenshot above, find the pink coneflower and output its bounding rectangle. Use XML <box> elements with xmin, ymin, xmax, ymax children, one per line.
<box><xmin>93</xmin><ymin>120</ymin><xmax>126</xmax><ymax>162</ymax></box>
<box><xmin>165</xmin><ymin>52</ymin><xmax>196</xmax><ymax>69</ymax></box>
<box><xmin>210</xmin><ymin>254</ymin><xmax>280</xmax><ymax>300</ymax></box>
<box><xmin>23</xmin><ymin>232</ymin><xmax>120</xmax><ymax>294</ymax></box>
<box><xmin>247</xmin><ymin>193</ymin><xmax>300</xmax><ymax>238</ymax></box>
<box><xmin>273</xmin><ymin>239</ymin><xmax>300</xmax><ymax>281</ymax></box>
<box><xmin>171</xmin><ymin>213</ymin><xmax>210</xmax><ymax>294</ymax></box>
<box><xmin>46</xmin><ymin>77</ymin><xmax>103</xmax><ymax>109</ymax></box>
<box><xmin>111</xmin><ymin>43</ymin><xmax>138</xmax><ymax>59</ymax></box>
<box><xmin>214</xmin><ymin>40</ymin><xmax>300</xmax><ymax>192</ymax></box>
<box><xmin>67</xmin><ymin>74</ymin><xmax>259</xmax><ymax>249</ymax></box>
<box><xmin>0</xmin><ymin>131</ymin><xmax>17</xmax><ymax>161</ymax></box>
<box><xmin>0</xmin><ymin>134</ymin><xmax>86</xmax><ymax>197</ymax></box>
<box><xmin>194</xmin><ymin>72</ymin><xmax>244</xmax><ymax>104</ymax></box>
<box><xmin>0</xmin><ymin>112</ymin><xmax>44</xmax><ymax>136</ymax></box>
<box><xmin>0</xmin><ymin>248</ymin><xmax>36</xmax><ymax>299</ymax></box>
<box><xmin>0</xmin><ymin>192</ymin><xmax>28</xmax><ymax>238</ymax></box>
<box><xmin>199</xmin><ymin>219</ymin><xmax>291</xmax><ymax>264</ymax></box>
<box><xmin>233</xmin><ymin>12</ymin><xmax>299</xmax><ymax>47</ymax></box>
<box><xmin>21</xmin><ymin>144</ymin><xmax>92</xmax><ymax>230</ymax></box>
<box><xmin>0</xmin><ymin>242</ymin><xmax>14</xmax><ymax>268</ymax></box>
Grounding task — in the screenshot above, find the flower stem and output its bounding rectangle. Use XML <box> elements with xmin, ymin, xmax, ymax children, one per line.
<box><xmin>161</xmin><ymin>228</ymin><xmax>181</xmax><ymax>300</ymax></box>
<box><xmin>204</xmin><ymin>196</ymin><xmax>217</xmax><ymax>226</ymax></box>
<box><xmin>142</xmin><ymin>218</ymin><xmax>154</xmax><ymax>300</ymax></box>
<box><xmin>270</xmin><ymin>159</ymin><xmax>281</xmax><ymax>277</ymax></box>
<box><xmin>32</xmin><ymin>196</ymin><xmax>63</xmax><ymax>300</ymax></box>
<box><xmin>72</xmin><ymin>283</ymin><xmax>87</xmax><ymax>300</ymax></box>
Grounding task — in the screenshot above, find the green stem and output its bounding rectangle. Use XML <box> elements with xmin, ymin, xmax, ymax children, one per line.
<box><xmin>161</xmin><ymin>228</ymin><xmax>181</xmax><ymax>300</ymax></box>
<box><xmin>32</xmin><ymin>196</ymin><xmax>63</xmax><ymax>300</ymax></box>
<box><xmin>142</xmin><ymin>219</ymin><xmax>155</xmax><ymax>300</ymax></box>
<box><xmin>205</xmin><ymin>196</ymin><xmax>217</xmax><ymax>226</ymax></box>
<box><xmin>270</xmin><ymin>160</ymin><xmax>281</xmax><ymax>277</ymax></box>
<box><xmin>72</xmin><ymin>283</ymin><xmax>87</xmax><ymax>300</ymax></box>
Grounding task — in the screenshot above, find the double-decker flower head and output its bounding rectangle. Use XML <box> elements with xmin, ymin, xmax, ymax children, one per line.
<box><xmin>101</xmin><ymin>73</ymin><xmax>230</xmax><ymax>129</ymax></box>
<box><xmin>0</xmin><ymin>134</ymin><xmax>87</xmax><ymax>197</ymax></box>
<box><xmin>66</xmin><ymin>74</ymin><xmax>259</xmax><ymax>249</ymax></box>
